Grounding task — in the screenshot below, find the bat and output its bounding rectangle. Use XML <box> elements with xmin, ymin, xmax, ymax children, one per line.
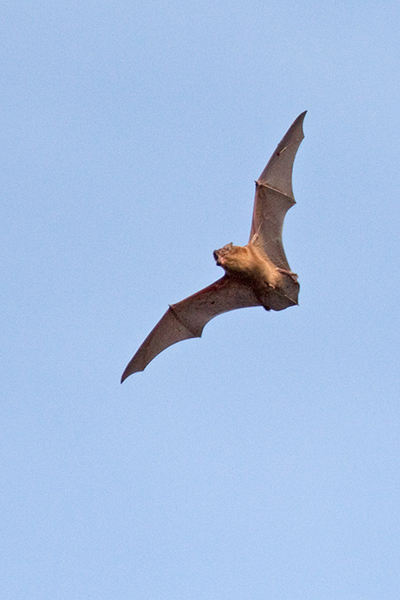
<box><xmin>121</xmin><ymin>112</ymin><xmax>306</xmax><ymax>382</ymax></box>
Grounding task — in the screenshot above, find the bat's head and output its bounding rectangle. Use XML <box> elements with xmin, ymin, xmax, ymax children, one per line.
<box><xmin>213</xmin><ymin>243</ymin><xmax>233</xmax><ymax>266</ymax></box>
<box><xmin>213</xmin><ymin>242</ymin><xmax>238</xmax><ymax>269</ymax></box>
<box><xmin>213</xmin><ymin>243</ymin><xmax>253</xmax><ymax>278</ymax></box>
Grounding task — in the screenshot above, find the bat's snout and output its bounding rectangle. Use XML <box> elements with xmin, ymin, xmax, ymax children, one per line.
<box><xmin>213</xmin><ymin>250</ymin><xmax>220</xmax><ymax>263</ymax></box>
<box><xmin>214</xmin><ymin>242</ymin><xmax>233</xmax><ymax>267</ymax></box>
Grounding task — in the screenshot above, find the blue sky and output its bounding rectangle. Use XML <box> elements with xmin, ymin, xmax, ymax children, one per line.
<box><xmin>2</xmin><ymin>1</ymin><xmax>400</xmax><ymax>598</ymax></box>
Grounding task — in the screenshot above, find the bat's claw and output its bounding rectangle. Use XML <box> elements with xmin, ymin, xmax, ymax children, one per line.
<box><xmin>276</xmin><ymin>267</ymin><xmax>298</xmax><ymax>282</ymax></box>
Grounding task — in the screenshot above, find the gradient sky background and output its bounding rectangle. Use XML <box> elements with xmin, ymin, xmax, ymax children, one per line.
<box><xmin>2</xmin><ymin>2</ymin><xmax>400</xmax><ymax>599</ymax></box>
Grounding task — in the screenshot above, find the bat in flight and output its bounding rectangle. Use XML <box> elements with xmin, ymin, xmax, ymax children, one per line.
<box><xmin>121</xmin><ymin>112</ymin><xmax>306</xmax><ymax>382</ymax></box>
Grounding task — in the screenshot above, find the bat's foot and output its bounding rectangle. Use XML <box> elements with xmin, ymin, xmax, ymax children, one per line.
<box><xmin>276</xmin><ymin>267</ymin><xmax>298</xmax><ymax>282</ymax></box>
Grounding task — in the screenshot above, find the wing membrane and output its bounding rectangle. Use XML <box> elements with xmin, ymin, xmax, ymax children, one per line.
<box><xmin>121</xmin><ymin>276</ymin><xmax>260</xmax><ymax>379</ymax></box>
<box><xmin>249</xmin><ymin>111</ymin><xmax>306</xmax><ymax>270</ymax></box>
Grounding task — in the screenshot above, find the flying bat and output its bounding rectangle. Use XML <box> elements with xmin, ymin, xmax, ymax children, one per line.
<box><xmin>121</xmin><ymin>112</ymin><xmax>306</xmax><ymax>382</ymax></box>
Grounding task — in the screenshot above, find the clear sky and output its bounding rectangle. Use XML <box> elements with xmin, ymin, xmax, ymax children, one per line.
<box><xmin>2</xmin><ymin>1</ymin><xmax>400</xmax><ymax>598</ymax></box>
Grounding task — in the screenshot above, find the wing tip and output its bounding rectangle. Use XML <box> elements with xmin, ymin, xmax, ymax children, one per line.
<box><xmin>296</xmin><ymin>110</ymin><xmax>307</xmax><ymax>123</ymax></box>
<box><xmin>120</xmin><ymin>370</ymin><xmax>130</xmax><ymax>384</ymax></box>
<box><xmin>288</xmin><ymin>110</ymin><xmax>307</xmax><ymax>140</ymax></box>
<box><xmin>120</xmin><ymin>360</ymin><xmax>145</xmax><ymax>383</ymax></box>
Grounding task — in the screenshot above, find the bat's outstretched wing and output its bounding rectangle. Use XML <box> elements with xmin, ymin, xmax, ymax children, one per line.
<box><xmin>249</xmin><ymin>111</ymin><xmax>306</xmax><ymax>270</ymax></box>
<box><xmin>121</xmin><ymin>276</ymin><xmax>260</xmax><ymax>381</ymax></box>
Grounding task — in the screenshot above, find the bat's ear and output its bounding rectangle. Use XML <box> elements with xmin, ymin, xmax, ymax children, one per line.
<box><xmin>217</xmin><ymin>242</ymin><xmax>232</xmax><ymax>250</ymax></box>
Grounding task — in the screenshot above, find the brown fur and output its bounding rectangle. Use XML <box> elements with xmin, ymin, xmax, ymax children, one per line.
<box><xmin>213</xmin><ymin>242</ymin><xmax>297</xmax><ymax>309</ymax></box>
